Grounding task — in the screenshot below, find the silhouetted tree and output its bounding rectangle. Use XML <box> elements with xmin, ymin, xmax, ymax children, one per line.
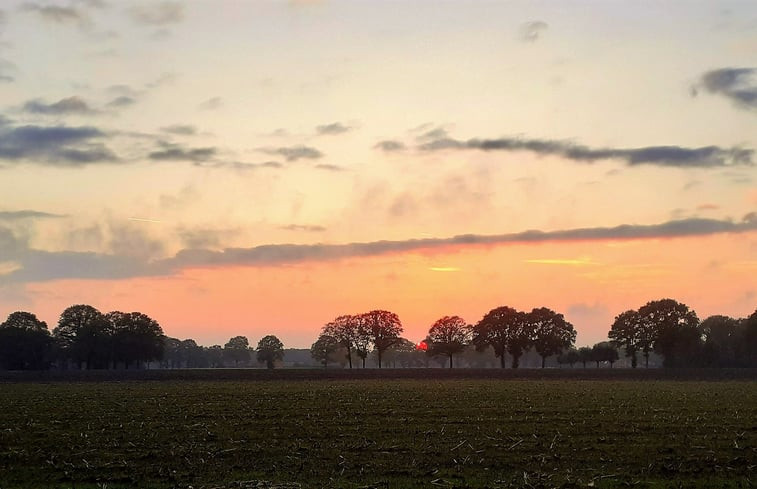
<box><xmin>639</xmin><ymin>299</ymin><xmax>700</xmax><ymax>367</ymax></box>
<box><xmin>162</xmin><ymin>337</ymin><xmax>183</xmax><ymax>368</ymax></box>
<box><xmin>310</xmin><ymin>334</ymin><xmax>341</xmax><ymax>368</ymax></box>
<box><xmin>0</xmin><ymin>311</ymin><xmax>52</xmax><ymax>370</ymax></box>
<box><xmin>322</xmin><ymin>315</ymin><xmax>360</xmax><ymax>368</ymax></box>
<box><xmin>206</xmin><ymin>345</ymin><xmax>224</xmax><ymax>367</ymax></box>
<box><xmin>223</xmin><ymin>335</ymin><xmax>251</xmax><ymax>367</ymax></box>
<box><xmin>557</xmin><ymin>348</ymin><xmax>580</xmax><ymax>367</ymax></box>
<box><xmin>577</xmin><ymin>346</ymin><xmax>592</xmax><ymax>368</ymax></box>
<box><xmin>384</xmin><ymin>338</ymin><xmax>427</xmax><ymax>368</ymax></box>
<box><xmin>257</xmin><ymin>335</ymin><xmax>284</xmax><ymax>369</ymax></box>
<box><xmin>592</xmin><ymin>341</ymin><xmax>619</xmax><ymax>368</ymax></box>
<box><xmin>527</xmin><ymin>307</ymin><xmax>576</xmax><ymax>368</ymax></box>
<box><xmin>608</xmin><ymin>309</ymin><xmax>643</xmax><ymax>368</ymax></box>
<box><xmin>182</xmin><ymin>339</ymin><xmax>206</xmax><ymax>368</ymax></box>
<box><xmin>107</xmin><ymin>311</ymin><xmax>165</xmax><ymax>368</ymax></box>
<box><xmin>359</xmin><ymin>310</ymin><xmax>403</xmax><ymax>368</ymax></box>
<box><xmin>700</xmin><ymin>315</ymin><xmax>741</xmax><ymax>367</ymax></box>
<box><xmin>426</xmin><ymin>315</ymin><xmax>471</xmax><ymax>368</ymax></box>
<box><xmin>54</xmin><ymin>305</ymin><xmax>110</xmax><ymax>369</ymax></box>
<box><xmin>472</xmin><ymin>306</ymin><xmax>530</xmax><ymax>368</ymax></box>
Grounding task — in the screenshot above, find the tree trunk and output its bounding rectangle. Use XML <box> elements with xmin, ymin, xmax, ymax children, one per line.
<box><xmin>541</xmin><ymin>356</ymin><xmax>546</xmax><ymax>368</ymax></box>
<box><xmin>512</xmin><ymin>354</ymin><xmax>520</xmax><ymax>369</ymax></box>
<box><xmin>595</xmin><ymin>360</ymin><xmax>600</xmax><ymax>368</ymax></box>
<box><xmin>631</xmin><ymin>352</ymin><xmax>638</xmax><ymax>368</ymax></box>
<box><xmin>347</xmin><ymin>347</ymin><xmax>352</xmax><ymax>369</ymax></box>
<box><xmin>378</xmin><ymin>350</ymin><xmax>382</xmax><ymax>368</ymax></box>
<box><xmin>644</xmin><ymin>351</ymin><xmax>649</xmax><ymax>368</ymax></box>
<box><xmin>362</xmin><ymin>356</ymin><xmax>365</xmax><ymax>368</ymax></box>
<box><xmin>500</xmin><ymin>354</ymin><xmax>505</xmax><ymax>368</ymax></box>
<box><xmin>449</xmin><ymin>354</ymin><xmax>453</xmax><ymax>369</ymax></box>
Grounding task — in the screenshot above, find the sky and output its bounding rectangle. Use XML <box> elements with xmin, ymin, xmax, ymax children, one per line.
<box><xmin>1</xmin><ymin>0</ymin><xmax>756</xmax><ymax>348</ymax></box>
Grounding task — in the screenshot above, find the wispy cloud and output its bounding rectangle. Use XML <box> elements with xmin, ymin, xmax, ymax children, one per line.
<box><xmin>374</xmin><ymin>140</ymin><xmax>405</xmax><ymax>152</ymax></box>
<box><xmin>160</xmin><ymin>124</ymin><xmax>197</xmax><ymax>136</ymax></box>
<box><xmin>696</xmin><ymin>67</ymin><xmax>757</xmax><ymax>111</ymax></box>
<box><xmin>0</xmin><ymin>210</ymin><xmax>66</xmax><ymax>220</ymax></box>
<box><xmin>259</xmin><ymin>145</ymin><xmax>323</xmax><ymax>161</ymax></box>
<box><xmin>23</xmin><ymin>96</ymin><xmax>98</xmax><ymax>115</ymax></box>
<box><xmin>128</xmin><ymin>2</ymin><xmax>184</xmax><ymax>25</ymax></box>
<box><xmin>315</xmin><ymin>122</ymin><xmax>351</xmax><ymax>135</ymax></box>
<box><xmin>148</xmin><ymin>142</ymin><xmax>216</xmax><ymax>162</ymax></box>
<box><xmin>418</xmin><ymin>135</ymin><xmax>753</xmax><ymax>168</ymax></box>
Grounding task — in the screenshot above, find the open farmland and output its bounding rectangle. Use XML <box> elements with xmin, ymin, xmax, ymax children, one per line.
<box><xmin>0</xmin><ymin>371</ymin><xmax>755</xmax><ymax>488</ymax></box>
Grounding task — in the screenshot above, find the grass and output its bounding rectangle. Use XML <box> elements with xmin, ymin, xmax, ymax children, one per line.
<box><xmin>0</xmin><ymin>371</ymin><xmax>755</xmax><ymax>488</ymax></box>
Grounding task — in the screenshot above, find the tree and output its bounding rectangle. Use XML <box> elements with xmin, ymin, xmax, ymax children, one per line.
<box><xmin>322</xmin><ymin>315</ymin><xmax>360</xmax><ymax>368</ymax></box>
<box><xmin>359</xmin><ymin>310</ymin><xmax>403</xmax><ymax>368</ymax></box>
<box><xmin>700</xmin><ymin>315</ymin><xmax>740</xmax><ymax>367</ymax></box>
<box><xmin>527</xmin><ymin>307</ymin><xmax>576</xmax><ymax>368</ymax></box>
<box><xmin>638</xmin><ymin>299</ymin><xmax>700</xmax><ymax>367</ymax></box>
<box><xmin>257</xmin><ymin>335</ymin><xmax>284</xmax><ymax>369</ymax></box>
<box><xmin>592</xmin><ymin>341</ymin><xmax>619</xmax><ymax>368</ymax></box>
<box><xmin>557</xmin><ymin>348</ymin><xmax>580</xmax><ymax>368</ymax></box>
<box><xmin>471</xmin><ymin>306</ymin><xmax>530</xmax><ymax>368</ymax></box>
<box><xmin>0</xmin><ymin>311</ymin><xmax>52</xmax><ymax>370</ymax></box>
<box><xmin>107</xmin><ymin>311</ymin><xmax>165</xmax><ymax>369</ymax></box>
<box><xmin>608</xmin><ymin>309</ymin><xmax>643</xmax><ymax>368</ymax></box>
<box><xmin>53</xmin><ymin>305</ymin><xmax>110</xmax><ymax>369</ymax></box>
<box><xmin>206</xmin><ymin>345</ymin><xmax>224</xmax><ymax>368</ymax></box>
<box><xmin>223</xmin><ymin>336</ymin><xmax>251</xmax><ymax>367</ymax></box>
<box><xmin>426</xmin><ymin>316</ymin><xmax>471</xmax><ymax>368</ymax></box>
<box><xmin>577</xmin><ymin>346</ymin><xmax>592</xmax><ymax>368</ymax></box>
<box><xmin>310</xmin><ymin>334</ymin><xmax>341</xmax><ymax>368</ymax></box>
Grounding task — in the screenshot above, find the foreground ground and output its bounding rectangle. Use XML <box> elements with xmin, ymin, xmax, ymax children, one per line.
<box><xmin>0</xmin><ymin>370</ymin><xmax>755</xmax><ymax>488</ymax></box>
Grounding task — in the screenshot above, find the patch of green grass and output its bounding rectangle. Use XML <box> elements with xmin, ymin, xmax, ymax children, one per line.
<box><xmin>0</xmin><ymin>378</ymin><xmax>755</xmax><ymax>488</ymax></box>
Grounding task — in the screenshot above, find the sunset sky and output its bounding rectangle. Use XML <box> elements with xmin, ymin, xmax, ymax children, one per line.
<box><xmin>1</xmin><ymin>0</ymin><xmax>756</xmax><ymax>348</ymax></box>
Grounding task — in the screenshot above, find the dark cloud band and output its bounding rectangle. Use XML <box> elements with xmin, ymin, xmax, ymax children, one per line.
<box><xmin>417</xmin><ymin>136</ymin><xmax>752</xmax><ymax>168</ymax></box>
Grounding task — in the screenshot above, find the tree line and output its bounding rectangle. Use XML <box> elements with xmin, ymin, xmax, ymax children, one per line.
<box><xmin>1</xmin><ymin>299</ymin><xmax>756</xmax><ymax>370</ymax></box>
<box><xmin>0</xmin><ymin>304</ymin><xmax>285</xmax><ymax>371</ymax></box>
<box><xmin>312</xmin><ymin>306</ymin><xmax>577</xmax><ymax>369</ymax></box>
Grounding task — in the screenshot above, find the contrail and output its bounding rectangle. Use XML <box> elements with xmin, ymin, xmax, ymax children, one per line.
<box><xmin>128</xmin><ymin>217</ymin><xmax>162</xmax><ymax>223</ymax></box>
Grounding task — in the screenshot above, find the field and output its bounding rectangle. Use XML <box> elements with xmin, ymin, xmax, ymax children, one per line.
<box><xmin>0</xmin><ymin>370</ymin><xmax>755</xmax><ymax>489</ymax></box>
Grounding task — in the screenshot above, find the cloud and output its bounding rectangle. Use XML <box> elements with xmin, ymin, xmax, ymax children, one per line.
<box><xmin>697</xmin><ymin>67</ymin><xmax>757</xmax><ymax>110</ymax></box>
<box><xmin>148</xmin><ymin>142</ymin><xmax>216</xmax><ymax>162</ymax></box>
<box><xmin>518</xmin><ymin>21</ymin><xmax>548</xmax><ymax>42</ymax></box>
<box><xmin>0</xmin><ymin>121</ymin><xmax>118</xmax><ymax>166</ymax></box>
<box><xmin>279</xmin><ymin>224</ymin><xmax>327</xmax><ymax>232</ymax></box>
<box><xmin>314</xmin><ymin>163</ymin><xmax>345</xmax><ymax>172</ymax></box>
<box><xmin>178</xmin><ymin>227</ymin><xmax>240</xmax><ymax>249</ymax></box>
<box><xmin>0</xmin><ymin>210</ymin><xmax>66</xmax><ymax>220</ymax></box>
<box><xmin>107</xmin><ymin>96</ymin><xmax>137</xmax><ymax>107</ymax></box>
<box><xmin>23</xmin><ymin>96</ymin><xmax>98</xmax><ymax>115</ymax></box>
<box><xmin>418</xmin><ymin>135</ymin><xmax>753</xmax><ymax>168</ymax></box>
<box><xmin>3</xmin><ymin>216</ymin><xmax>757</xmax><ymax>283</ymax></box>
<box><xmin>374</xmin><ymin>140</ymin><xmax>406</xmax><ymax>152</ymax></box>
<box><xmin>260</xmin><ymin>145</ymin><xmax>323</xmax><ymax>161</ymax></box>
<box><xmin>158</xmin><ymin>217</ymin><xmax>757</xmax><ymax>271</ymax></box>
<box><xmin>315</xmin><ymin>122</ymin><xmax>351</xmax><ymax>135</ymax></box>
<box><xmin>198</xmin><ymin>96</ymin><xmax>222</xmax><ymax>110</ymax></box>
<box><xmin>160</xmin><ymin>124</ymin><xmax>197</xmax><ymax>136</ymax></box>
<box><xmin>22</xmin><ymin>3</ymin><xmax>86</xmax><ymax>25</ymax></box>
<box><xmin>128</xmin><ymin>2</ymin><xmax>184</xmax><ymax>25</ymax></box>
